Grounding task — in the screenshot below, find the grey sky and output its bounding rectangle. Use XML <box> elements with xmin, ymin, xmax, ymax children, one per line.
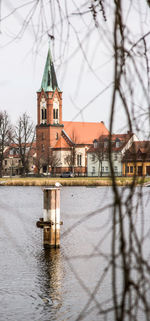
<box><xmin>0</xmin><ymin>1</ymin><xmax>149</xmax><ymax>138</ymax></box>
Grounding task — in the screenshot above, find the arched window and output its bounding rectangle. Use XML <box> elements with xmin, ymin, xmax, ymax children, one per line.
<box><xmin>40</xmin><ymin>97</ymin><xmax>47</xmax><ymax>124</ymax></box>
<box><xmin>53</xmin><ymin>98</ymin><xmax>59</xmax><ymax>124</ymax></box>
<box><xmin>77</xmin><ymin>154</ymin><xmax>82</xmax><ymax>166</ymax></box>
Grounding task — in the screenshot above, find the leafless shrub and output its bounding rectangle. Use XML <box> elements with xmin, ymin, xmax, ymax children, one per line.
<box><xmin>1</xmin><ymin>1</ymin><xmax>150</xmax><ymax>320</ymax></box>
<box><xmin>14</xmin><ymin>112</ymin><xmax>35</xmax><ymax>175</ymax></box>
<box><xmin>0</xmin><ymin>110</ymin><xmax>13</xmax><ymax>177</ymax></box>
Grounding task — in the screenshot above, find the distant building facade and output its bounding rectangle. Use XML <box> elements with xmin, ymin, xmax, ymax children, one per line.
<box><xmin>3</xmin><ymin>143</ymin><xmax>36</xmax><ymax>176</ymax></box>
<box><xmin>87</xmin><ymin>133</ymin><xmax>138</xmax><ymax>176</ymax></box>
<box><xmin>122</xmin><ymin>141</ymin><xmax>150</xmax><ymax>176</ymax></box>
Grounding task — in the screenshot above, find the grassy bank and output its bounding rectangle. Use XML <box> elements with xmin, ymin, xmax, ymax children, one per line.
<box><xmin>0</xmin><ymin>176</ymin><xmax>149</xmax><ymax>186</ymax></box>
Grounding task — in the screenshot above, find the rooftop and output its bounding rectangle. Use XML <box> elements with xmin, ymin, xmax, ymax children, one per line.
<box><xmin>62</xmin><ymin>121</ymin><xmax>109</xmax><ymax>145</ymax></box>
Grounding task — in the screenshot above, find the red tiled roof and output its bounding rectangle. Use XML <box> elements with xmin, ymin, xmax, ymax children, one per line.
<box><xmin>87</xmin><ymin>132</ymin><xmax>134</xmax><ymax>153</ymax></box>
<box><xmin>54</xmin><ymin>135</ymin><xmax>70</xmax><ymax>148</ymax></box>
<box><xmin>63</xmin><ymin>121</ymin><xmax>109</xmax><ymax>145</ymax></box>
<box><xmin>129</xmin><ymin>141</ymin><xmax>150</xmax><ymax>153</ymax></box>
<box><xmin>4</xmin><ymin>141</ymin><xmax>36</xmax><ymax>158</ymax></box>
<box><xmin>123</xmin><ymin>141</ymin><xmax>150</xmax><ymax>161</ymax></box>
<box><xmin>99</xmin><ymin>133</ymin><xmax>133</xmax><ymax>142</ymax></box>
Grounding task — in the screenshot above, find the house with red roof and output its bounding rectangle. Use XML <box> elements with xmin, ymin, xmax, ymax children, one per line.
<box><xmin>36</xmin><ymin>48</ymin><xmax>109</xmax><ymax>175</ymax></box>
<box><xmin>3</xmin><ymin>142</ymin><xmax>36</xmax><ymax>176</ymax></box>
<box><xmin>87</xmin><ymin>133</ymin><xmax>138</xmax><ymax>176</ymax></box>
<box><xmin>122</xmin><ymin>141</ymin><xmax>150</xmax><ymax>176</ymax></box>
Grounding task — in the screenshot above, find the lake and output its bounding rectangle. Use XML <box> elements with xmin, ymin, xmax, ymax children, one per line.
<box><xmin>0</xmin><ymin>186</ymin><xmax>150</xmax><ymax>321</ymax></box>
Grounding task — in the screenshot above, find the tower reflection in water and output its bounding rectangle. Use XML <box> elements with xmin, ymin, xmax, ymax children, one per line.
<box><xmin>37</xmin><ymin>248</ymin><xmax>64</xmax><ymax>312</ymax></box>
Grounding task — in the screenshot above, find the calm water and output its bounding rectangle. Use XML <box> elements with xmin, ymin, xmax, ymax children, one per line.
<box><xmin>0</xmin><ymin>186</ymin><xmax>150</xmax><ymax>321</ymax></box>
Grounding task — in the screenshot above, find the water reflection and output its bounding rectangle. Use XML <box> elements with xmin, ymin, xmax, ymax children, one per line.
<box><xmin>1</xmin><ymin>186</ymin><xmax>150</xmax><ymax>320</ymax></box>
<box><xmin>37</xmin><ymin>248</ymin><xmax>64</xmax><ymax>312</ymax></box>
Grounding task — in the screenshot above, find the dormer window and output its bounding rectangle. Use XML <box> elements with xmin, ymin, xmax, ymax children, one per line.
<box><xmin>93</xmin><ymin>140</ymin><xmax>98</xmax><ymax>148</ymax></box>
<box><xmin>104</xmin><ymin>138</ymin><xmax>108</xmax><ymax>148</ymax></box>
<box><xmin>116</xmin><ymin>138</ymin><xmax>120</xmax><ymax>148</ymax></box>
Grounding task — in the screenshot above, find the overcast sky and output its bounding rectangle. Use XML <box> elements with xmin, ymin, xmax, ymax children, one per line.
<box><xmin>0</xmin><ymin>1</ymin><xmax>149</xmax><ymax>138</ymax></box>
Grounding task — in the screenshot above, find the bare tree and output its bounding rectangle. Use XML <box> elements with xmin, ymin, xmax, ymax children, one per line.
<box><xmin>64</xmin><ymin>146</ymin><xmax>76</xmax><ymax>173</ymax></box>
<box><xmin>0</xmin><ymin>110</ymin><xmax>12</xmax><ymax>177</ymax></box>
<box><xmin>93</xmin><ymin>138</ymin><xmax>108</xmax><ymax>176</ymax></box>
<box><xmin>43</xmin><ymin>147</ymin><xmax>61</xmax><ymax>175</ymax></box>
<box><xmin>35</xmin><ymin>146</ymin><xmax>61</xmax><ymax>175</ymax></box>
<box><xmin>64</xmin><ymin>131</ymin><xmax>78</xmax><ymax>174</ymax></box>
<box><xmin>1</xmin><ymin>1</ymin><xmax>150</xmax><ymax>321</ymax></box>
<box><xmin>14</xmin><ymin>112</ymin><xmax>35</xmax><ymax>175</ymax></box>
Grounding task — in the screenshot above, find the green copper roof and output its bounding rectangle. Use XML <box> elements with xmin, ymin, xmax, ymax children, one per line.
<box><xmin>38</xmin><ymin>48</ymin><xmax>61</xmax><ymax>93</ymax></box>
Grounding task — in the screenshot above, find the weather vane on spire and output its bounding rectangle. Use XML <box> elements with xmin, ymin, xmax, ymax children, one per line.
<box><xmin>47</xmin><ymin>32</ymin><xmax>55</xmax><ymax>43</ymax></box>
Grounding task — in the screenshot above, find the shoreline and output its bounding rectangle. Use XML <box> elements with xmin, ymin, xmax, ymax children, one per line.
<box><xmin>0</xmin><ymin>177</ymin><xmax>149</xmax><ymax>186</ymax></box>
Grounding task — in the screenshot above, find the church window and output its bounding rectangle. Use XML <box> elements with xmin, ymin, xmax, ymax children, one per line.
<box><xmin>53</xmin><ymin>98</ymin><xmax>59</xmax><ymax>124</ymax></box>
<box><xmin>53</xmin><ymin>109</ymin><xmax>55</xmax><ymax>120</ymax></box>
<box><xmin>40</xmin><ymin>98</ymin><xmax>47</xmax><ymax>124</ymax></box>
<box><xmin>56</xmin><ymin>133</ymin><xmax>58</xmax><ymax>140</ymax></box>
<box><xmin>42</xmin><ymin>144</ymin><xmax>45</xmax><ymax>152</ymax></box>
<box><xmin>77</xmin><ymin>154</ymin><xmax>82</xmax><ymax>166</ymax></box>
<box><xmin>53</xmin><ymin>108</ymin><xmax>59</xmax><ymax>121</ymax></box>
<box><xmin>42</xmin><ymin>108</ymin><xmax>46</xmax><ymax>120</ymax></box>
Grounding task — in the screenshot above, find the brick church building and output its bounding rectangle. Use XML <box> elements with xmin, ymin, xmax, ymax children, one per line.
<box><xmin>36</xmin><ymin>48</ymin><xmax>109</xmax><ymax>175</ymax></box>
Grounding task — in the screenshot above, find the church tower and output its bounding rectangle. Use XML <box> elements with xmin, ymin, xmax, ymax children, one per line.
<box><xmin>36</xmin><ymin>48</ymin><xmax>63</xmax><ymax>166</ymax></box>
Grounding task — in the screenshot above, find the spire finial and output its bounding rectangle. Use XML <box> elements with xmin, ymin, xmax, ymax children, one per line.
<box><xmin>47</xmin><ymin>33</ymin><xmax>55</xmax><ymax>45</ymax></box>
<box><xmin>47</xmin><ymin>33</ymin><xmax>55</xmax><ymax>61</ymax></box>
<box><xmin>48</xmin><ymin>33</ymin><xmax>51</xmax><ymax>49</ymax></box>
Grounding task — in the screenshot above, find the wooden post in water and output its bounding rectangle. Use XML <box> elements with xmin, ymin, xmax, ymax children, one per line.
<box><xmin>43</xmin><ymin>187</ymin><xmax>60</xmax><ymax>248</ymax></box>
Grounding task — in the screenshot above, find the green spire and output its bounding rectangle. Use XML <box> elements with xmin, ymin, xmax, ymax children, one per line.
<box><xmin>38</xmin><ymin>48</ymin><xmax>60</xmax><ymax>92</ymax></box>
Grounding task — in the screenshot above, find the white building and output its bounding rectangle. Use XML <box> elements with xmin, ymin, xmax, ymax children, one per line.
<box><xmin>87</xmin><ymin>133</ymin><xmax>138</xmax><ymax>176</ymax></box>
